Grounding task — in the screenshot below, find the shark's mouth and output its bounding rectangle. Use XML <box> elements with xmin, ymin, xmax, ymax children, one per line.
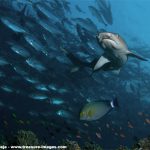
<box><xmin>97</xmin><ymin>33</ymin><xmax>120</xmax><ymax>49</ymax></box>
<box><xmin>98</xmin><ymin>32</ymin><xmax>118</xmax><ymax>43</ymax></box>
<box><xmin>101</xmin><ymin>38</ymin><xmax>117</xmax><ymax>45</ymax></box>
<box><xmin>98</xmin><ymin>34</ymin><xmax>113</xmax><ymax>43</ymax></box>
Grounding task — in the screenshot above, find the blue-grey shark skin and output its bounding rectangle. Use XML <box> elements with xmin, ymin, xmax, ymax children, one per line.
<box><xmin>94</xmin><ymin>32</ymin><xmax>148</xmax><ymax>73</ymax></box>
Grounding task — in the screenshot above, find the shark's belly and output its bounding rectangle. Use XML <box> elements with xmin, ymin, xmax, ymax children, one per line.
<box><xmin>102</xmin><ymin>53</ymin><xmax>127</xmax><ymax>71</ymax></box>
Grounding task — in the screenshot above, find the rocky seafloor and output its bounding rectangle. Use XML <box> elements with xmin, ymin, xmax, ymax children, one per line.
<box><xmin>0</xmin><ymin>130</ymin><xmax>150</xmax><ymax>150</ymax></box>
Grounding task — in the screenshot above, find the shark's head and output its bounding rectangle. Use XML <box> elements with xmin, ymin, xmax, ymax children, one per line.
<box><xmin>97</xmin><ymin>32</ymin><xmax>128</xmax><ymax>53</ymax></box>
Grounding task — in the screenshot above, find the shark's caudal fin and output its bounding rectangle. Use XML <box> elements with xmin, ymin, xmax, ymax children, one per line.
<box><xmin>128</xmin><ymin>51</ymin><xmax>148</xmax><ymax>61</ymax></box>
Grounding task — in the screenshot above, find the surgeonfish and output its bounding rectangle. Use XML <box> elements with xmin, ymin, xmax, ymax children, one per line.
<box><xmin>80</xmin><ymin>97</ymin><xmax>118</xmax><ymax>121</ymax></box>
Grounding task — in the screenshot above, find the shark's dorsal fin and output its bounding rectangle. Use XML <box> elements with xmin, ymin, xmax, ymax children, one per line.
<box><xmin>94</xmin><ymin>55</ymin><xmax>110</xmax><ymax>71</ymax></box>
<box><xmin>128</xmin><ymin>51</ymin><xmax>148</xmax><ymax>61</ymax></box>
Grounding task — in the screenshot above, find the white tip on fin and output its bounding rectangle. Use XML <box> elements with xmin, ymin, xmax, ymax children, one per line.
<box><xmin>94</xmin><ymin>55</ymin><xmax>110</xmax><ymax>71</ymax></box>
<box><xmin>112</xmin><ymin>69</ymin><xmax>121</xmax><ymax>75</ymax></box>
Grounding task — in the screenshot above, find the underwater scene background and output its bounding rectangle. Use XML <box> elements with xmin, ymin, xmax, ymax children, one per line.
<box><xmin>0</xmin><ymin>0</ymin><xmax>150</xmax><ymax>149</ymax></box>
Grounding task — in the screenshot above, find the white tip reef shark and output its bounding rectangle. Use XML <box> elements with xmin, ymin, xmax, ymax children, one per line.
<box><xmin>93</xmin><ymin>32</ymin><xmax>148</xmax><ymax>74</ymax></box>
<box><xmin>61</xmin><ymin>32</ymin><xmax>148</xmax><ymax>74</ymax></box>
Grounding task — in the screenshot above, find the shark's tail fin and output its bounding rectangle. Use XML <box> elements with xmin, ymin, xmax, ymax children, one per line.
<box><xmin>128</xmin><ymin>51</ymin><xmax>148</xmax><ymax>61</ymax></box>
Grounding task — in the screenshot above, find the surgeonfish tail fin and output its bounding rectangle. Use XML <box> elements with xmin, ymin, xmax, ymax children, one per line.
<box><xmin>110</xmin><ymin>97</ymin><xmax>119</xmax><ymax>108</ymax></box>
<box><xmin>128</xmin><ymin>51</ymin><xmax>148</xmax><ymax>61</ymax></box>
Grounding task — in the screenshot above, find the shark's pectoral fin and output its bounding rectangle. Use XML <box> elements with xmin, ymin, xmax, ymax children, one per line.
<box><xmin>128</xmin><ymin>51</ymin><xmax>148</xmax><ymax>61</ymax></box>
<box><xmin>89</xmin><ymin>58</ymin><xmax>99</xmax><ymax>68</ymax></box>
<box><xmin>94</xmin><ymin>55</ymin><xmax>110</xmax><ymax>71</ymax></box>
<box><xmin>112</xmin><ymin>69</ymin><xmax>121</xmax><ymax>75</ymax></box>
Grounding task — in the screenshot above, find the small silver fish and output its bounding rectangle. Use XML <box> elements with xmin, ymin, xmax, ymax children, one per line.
<box><xmin>0</xmin><ymin>57</ymin><xmax>9</xmax><ymax>66</ymax></box>
<box><xmin>10</xmin><ymin>44</ymin><xmax>30</xmax><ymax>58</ymax></box>
<box><xmin>29</xmin><ymin>93</ymin><xmax>48</xmax><ymax>100</ymax></box>
<box><xmin>26</xmin><ymin>58</ymin><xmax>46</xmax><ymax>72</ymax></box>
<box><xmin>1</xmin><ymin>17</ymin><xmax>26</xmax><ymax>33</ymax></box>
<box><xmin>56</xmin><ymin>110</ymin><xmax>73</xmax><ymax>119</ymax></box>
<box><xmin>50</xmin><ymin>98</ymin><xmax>64</xmax><ymax>105</ymax></box>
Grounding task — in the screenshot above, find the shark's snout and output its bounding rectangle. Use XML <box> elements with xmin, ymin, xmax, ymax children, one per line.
<box><xmin>97</xmin><ymin>32</ymin><xmax>113</xmax><ymax>44</ymax></box>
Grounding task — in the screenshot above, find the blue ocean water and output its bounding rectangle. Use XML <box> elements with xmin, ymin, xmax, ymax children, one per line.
<box><xmin>0</xmin><ymin>0</ymin><xmax>150</xmax><ymax>149</ymax></box>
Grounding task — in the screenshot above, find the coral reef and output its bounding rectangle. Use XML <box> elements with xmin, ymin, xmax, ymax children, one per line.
<box><xmin>116</xmin><ymin>137</ymin><xmax>150</xmax><ymax>150</ymax></box>
<box><xmin>61</xmin><ymin>140</ymin><xmax>103</xmax><ymax>150</ymax></box>
<box><xmin>82</xmin><ymin>142</ymin><xmax>103</xmax><ymax>150</ymax></box>
<box><xmin>61</xmin><ymin>139</ymin><xmax>81</xmax><ymax>150</ymax></box>
<box><xmin>12</xmin><ymin>130</ymin><xmax>47</xmax><ymax>150</ymax></box>
<box><xmin>0</xmin><ymin>134</ymin><xmax>7</xmax><ymax>145</ymax></box>
<box><xmin>0</xmin><ymin>130</ymin><xmax>150</xmax><ymax>150</ymax></box>
<box><xmin>15</xmin><ymin>130</ymin><xmax>39</xmax><ymax>146</ymax></box>
<box><xmin>116</xmin><ymin>146</ymin><xmax>129</xmax><ymax>150</ymax></box>
<box><xmin>62</xmin><ymin>137</ymin><xmax>150</xmax><ymax>150</ymax></box>
<box><xmin>132</xmin><ymin>136</ymin><xmax>150</xmax><ymax>150</ymax></box>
